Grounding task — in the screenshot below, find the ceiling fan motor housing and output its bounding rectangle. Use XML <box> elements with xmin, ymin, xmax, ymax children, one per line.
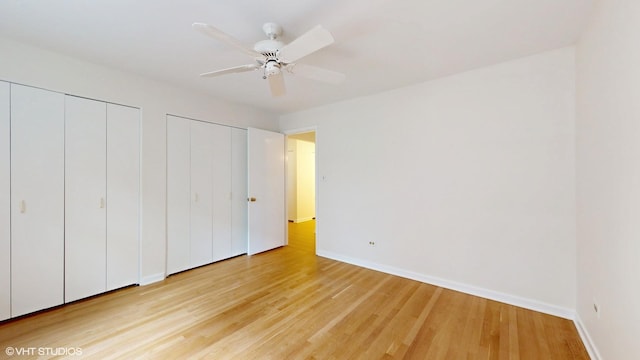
<box><xmin>254</xmin><ymin>23</ymin><xmax>284</xmax><ymax>58</ymax></box>
<box><xmin>253</xmin><ymin>39</ymin><xmax>284</xmax><ymax>57</ymax></box>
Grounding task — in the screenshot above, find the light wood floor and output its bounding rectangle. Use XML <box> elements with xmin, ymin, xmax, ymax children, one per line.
<box><xmin>0</xmin><ymin>220</ymin><xmax>588</xmax><ymax>359</ymax></box>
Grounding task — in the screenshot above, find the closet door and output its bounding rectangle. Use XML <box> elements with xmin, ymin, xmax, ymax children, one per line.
<box><xmin>231</xmin><ymin>128</ymin><xmax>248</xmax><ymax>256</ymax></box>
<box><xmin>190</xmin><ymin>121</ymin><xmax>214</xmax><ymax>267</ymax></box>
<box><xmin>0</xmin><ymin>82</ymin><xmax>9</xmax><ymax>321</ymax></box>
<box><xmin>11</xmin><ymin>84</ymin><xmax>64</xmax><ymax>317</ymax></box>
<box><xmin>211</xmin><ymin>125</ymin><xmax>232</xmax><ymax>262</ymax></box>
<box><xmin>65</xmin><ymin>96</ymin><xmax>107</xmax><ymax>302</ymax></box>
<box><xmin>106</xmin><ymin>104</ymin><xmax>140</xmax><ymax>290</ymax></box>
<box><xmin>167</xmin><ymin>115</ymin><xmax>191</xmax><ymax>275</ymax></box>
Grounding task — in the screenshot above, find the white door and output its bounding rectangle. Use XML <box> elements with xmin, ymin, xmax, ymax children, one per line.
<box><xmin>190</xmin><ymin>121</ymin><xmax>214</xmax><ymax>267</ymax></box>
<box><xmin>231</xmin><ymin>128</ymin><xmax>248</xmax><ymax>256</ymax></box>
<box><xmin>247</xmin><ymin>128</ymin><xmax>285</xmax><ymax>255</ymax></box>
<box><xmin>166</xmin><ymin>116</ymin><xmax>191</xmax><ymax>275</ymax></box>
<box><xmin>106</xmin><ymin>104</ymin><xmax>140</xmax><ymax>290</ymax></box>
<box><xmin>64</xmin><ymin>95</ymin><xmax>107</xmax><ymax>302</ymax></box>
<box><xmin>11</xmin><ymin>84</ymin><xmax>65</xmax><ymax>317</ymax></box>
<box><xmin>0</xmin><ymin>82</ymin><xmax>10</xmax><ymax>321</ymax></box>
<box><xmin>211</xmin><ymin>125</ymin><xmax>232</xmax><ymax>262</ymax></box>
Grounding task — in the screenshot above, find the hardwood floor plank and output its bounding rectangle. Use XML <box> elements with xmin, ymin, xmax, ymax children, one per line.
<box><xmin>508</xmin><ymin>306</ymin><xmax>521</xmax><ymax>360</ymax></box>
<box><xmin>0</xmin><ymin>220</ymin><xmax>589</xmax><ymax>359</ymax></box>
<box><xmin>480</xmin><ymin>299</ymin><xmax>502</xmax><ymax>360</ymax></box>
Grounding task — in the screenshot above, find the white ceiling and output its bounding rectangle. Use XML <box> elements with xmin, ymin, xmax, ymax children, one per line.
<box><xmin>0</xmin><ymin>0</ymin><xmax>594</xmax><ymax>115</ymax></box>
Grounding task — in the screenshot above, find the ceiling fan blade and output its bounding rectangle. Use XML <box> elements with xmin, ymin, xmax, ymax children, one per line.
<box><xmin>200</xmin><ymin>64</ymin><xmax>259</xmax><ymax>78</ymax></box>
<box><xmin>277</xmin><ymin>25</ymin><xmax>334</xmax><ymax>63</ymax></box>
<box><xmin>193</xmin><ymin>23</ymin><xmax>261</xmax><ymax>58</ymax></box>
<box><xmin>286</xmin><ymin>63</ymin><xmax>345</xmax><ymax>84</ymax></box>
<box><xmin>268</xmin><ymin>72</ymin><xmax>286</xmax><ymax>97</ymax></box>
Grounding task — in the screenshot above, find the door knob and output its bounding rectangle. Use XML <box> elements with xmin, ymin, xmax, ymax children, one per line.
<box><xmin>248</xmin><ymin>197</ymin><xmax>257</xmax><ymax>202</ymax></box>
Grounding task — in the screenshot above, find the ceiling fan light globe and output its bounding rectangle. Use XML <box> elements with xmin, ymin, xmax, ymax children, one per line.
<box><xmin>264</xmin><ymin>61</ymin><xmax>281</xmax><ymax>77</ymax></box>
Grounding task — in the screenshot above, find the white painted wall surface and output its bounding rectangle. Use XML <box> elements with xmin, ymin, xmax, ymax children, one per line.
<box><xmin>575</xmin><ymin>0</ymin><xmax>640</xmax><ymax>359</ymax></box>
<box><xmin>0</xmin><ymin>37</ymin><xmax>278</xmax><ymax>283</ymax></box>
<box><xmin>280</xmin><ymin>48</ymin><xmax>576</xmax><ymax>314</ymax></box>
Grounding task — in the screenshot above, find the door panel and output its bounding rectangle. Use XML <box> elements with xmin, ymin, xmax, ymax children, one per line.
<box><xmin>10</xmin><ymin>84</ymin><xmax>65</xmax><ymax>317</ymax></box>
<box><xmin>211</xmin><ymin>125</ymin><xmax>232</xmax><ymax>262</ymax></box>
<box><xmin>64</xmin><ymin>95</ymin><xmax>107</xmax><ymax>302</ymax></box>
<box><xmin>190</xmin><ymin>121</ymin><xmax>214</xmax><ymax>267</ymax></box>
<box><xmin>0</xmin><ymin>82</ymin><xmax>9</xmax><ymax>321</ymax></box>
<box><xmin>231</xmin><ymin>128</ymin><xmax>248</xmax><ymax>256</ymax></box>
<box><xmin>106</xmin><ymin>104</ymin><xmax>140</xmax><ymax>290</ymax></box>
<box><xmin>167</xmin><ymin>116</ymin><xmax>191</xmax><ymax>274</ymax></box>
<box><xmin>247</xmin><ymin>128</ymin><xmax>285</xmax><ymax>255</ymax></box>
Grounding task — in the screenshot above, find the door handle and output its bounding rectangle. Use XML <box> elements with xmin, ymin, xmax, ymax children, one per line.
<box><xmin>19</xmin><ymin>200</ymin><xmax>26</xmax><ymax>213</ymax></box>
<box><xmin>99</xmin><ymin>197</ymin><xmax>105</xmax><ymax>208</ymax></box>
<box><xmin>248</xmin><ymin>197</ymin><xmax>256</xmax><ymax>202</ymax></box>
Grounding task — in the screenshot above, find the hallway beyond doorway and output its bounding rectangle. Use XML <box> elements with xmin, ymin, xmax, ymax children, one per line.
<box><xmin>288</xmin><ymin>219</ymin><xmax>315</xmax><ymax>254</ymax></box>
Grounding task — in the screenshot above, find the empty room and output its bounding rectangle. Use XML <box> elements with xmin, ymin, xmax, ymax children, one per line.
<box><xmin>0</xmin><ymin>0</ymin><xmax>637</xmax><ymax>359</ymax></box>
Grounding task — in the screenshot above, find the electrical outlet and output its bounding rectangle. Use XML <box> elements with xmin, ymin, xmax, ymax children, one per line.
<box><xmin>368</xmin><ymin>241</ymin><xmax>376</xmax><ymax>247</ymax></box>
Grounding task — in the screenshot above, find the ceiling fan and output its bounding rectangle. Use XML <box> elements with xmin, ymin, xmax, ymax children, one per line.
<box><xmin>193</xmin><ymin>22</ymin><xmax>345</xmax><ymax>97</ymax></box>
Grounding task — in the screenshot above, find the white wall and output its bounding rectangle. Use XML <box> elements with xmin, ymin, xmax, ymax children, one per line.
<box><xmin>0</xmin><ymin>37</ymin><xmax>279</xmax><ymax>284</ymax></box>
<box><xmin>575</xmin><ymin>0</ymin><xmax>640</xmax><ymax>359</ymax></box>
<box><xmin>280</xmin><ymin>47</ymin><xmax>576</xmax><ymax>316</ymax></box>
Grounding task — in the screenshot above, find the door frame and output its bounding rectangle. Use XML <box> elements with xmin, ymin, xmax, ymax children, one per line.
<box><xmin>283</xmin><ymin>126</ymin><xmax>318</xmax><ymax>253</ymax></box>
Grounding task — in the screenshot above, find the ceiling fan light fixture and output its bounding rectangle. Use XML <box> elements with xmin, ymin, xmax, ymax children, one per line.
<box><xmin>263</xmin><ymin>60</ymin><xmax>281</xmax><ymax>78</ymax></box>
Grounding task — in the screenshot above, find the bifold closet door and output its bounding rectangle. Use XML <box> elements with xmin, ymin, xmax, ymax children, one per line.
<box><xmin>0</xmin><ymin>82</ymin><xmax>9</xmax><ymax>321</ymax></box>
<box><xmin>10</xmin><ymin>84</ymin><xmax>65</xmax><ymax>317</ymax></box>
<box><xmin>65</xmin><ymin>96</ymin><xmax>107</xmax><ymax>303</ymax></box>
<box><xmin>190</xmin><ymin>121</ymin><xmax>214</xmax><ymax>268</ymax></box>
<box><xmin>211</xmin><ymin>125</ymin><xmax>232</xmax><ymax>262</ymax></box>
<box><xmin>231</xmin><ymin>128</ymin><xmax>248</xmax><ymax>256</ymax></box>
<box><xmin>106</xmin><ymin>104</ymin><xmax>140</xmax><ymax>290</ymax></box>
<box><xmin>167</xmin><ymin>115</ymin><xmax>191</xmax><ymax>275</ymax></box>
<box><xmin>167</xmin><ymin>116</ymin><xmax>247</xmax><ymax>273</ymax></box>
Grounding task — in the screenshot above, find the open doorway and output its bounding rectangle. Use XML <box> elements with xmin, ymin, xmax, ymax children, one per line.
<box><xmin>286</xmin><ymin>131</ymin><xmax>316</xmax><ymax>253</ymax></box>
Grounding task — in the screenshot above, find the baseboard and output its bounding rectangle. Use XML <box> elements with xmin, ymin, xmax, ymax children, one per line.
<box><xmin>574</xmin><ymin>313</ymin><xmax>601</xmax><ymax>360</ymax></box>
<box><xmin>316</xmin><ymin>250</ymin><xmax>575</xmax><ymax>320</ymax></box>
<box><xmin>139</xmin><ymin>272</ymin><xmax>165</xmax><ymax>286</ymax></box>
<box><xmin>290</xmin><ymin>216</ymin><xmax>315</xmax><ymax>223</ymax></box>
